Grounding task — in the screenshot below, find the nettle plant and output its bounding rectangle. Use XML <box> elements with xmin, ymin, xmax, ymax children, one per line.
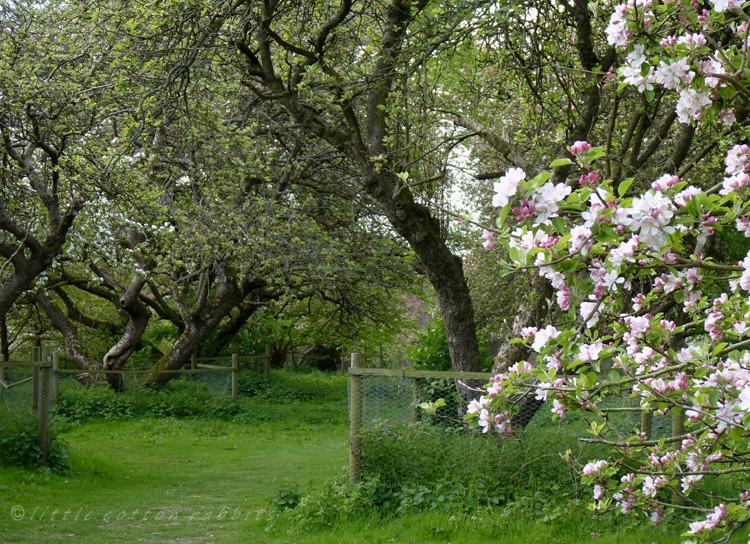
<box><xmin>461</xmin><ymin>1</ymin><xmax>750</xmax><ymax>542</ymax></box>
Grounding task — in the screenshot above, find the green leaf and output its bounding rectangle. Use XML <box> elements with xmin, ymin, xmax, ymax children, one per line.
<box><xmin>732</xmin><ymin>426</ymin><xmax>744</xmax><ymax>441</ymax></box>
<box><xmin>562</xmin><ymin>259</ymin><xmax>577</xmax><ymax>273</ymax></box>
<box><xmin>674</xmin><ymin>291</ymin><xmax>684</xmax><ymax>304</ymax></box>
<box><xmin>617</xmin><ymin>178</ymin><xmax>633</xmax><ymax>197</ymax></box>
<box><xmin>551</xmin><ymin>217</ymin><xmax>566</xmax><ymax>234</ymax></box>
<box><xmin>497</xmin><ymin>204</ymin><xmax>511</xmax><ymax>227</ymax></box>
<box><xmin>527</xmin><ymin>171</ymin><xmax>552</xmax><ymax>191</ymax></box>
<box><xmin>720</xmin><ymin>85</ymin><xmax>735</xmax><ymax>101</ymax></box>
<box><xmin>644</xmin><ymin>89</ymin><xmax>655</xmax><ymax>102</ymax></box>
<box><xmin>607</xmin><ymin>370</ymin><xmax>620</xmax><ymax>382</ymax></box>
<box><xmin>550</xmin><ymin>158</ymin><xmax>573</xmax><ymax>167</ymax></box>
<box><xmin>597</xmin><ymin>226</ymin><xmax>618</xmax><ymax>243</ymax></box>
<box><xmin>616</xmin><ymin>82</ymin><xmax>628</xmax><ymax>95</ymax></box>
<box><xmin>585</xmin><ymin>147</ymin><xmax>606</xmax><ymax>162</ymax></box>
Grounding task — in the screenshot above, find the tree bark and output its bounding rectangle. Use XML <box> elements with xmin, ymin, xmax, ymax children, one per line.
<box><xmin>139</xmin><ymin>269</ymin><xmax>266</xmax><ymax>387</ymax></box>
<box><xmin>249</xmin><ymin>0</ymin><xmax>482</xmax><ymax>373</ymax></box>
<box><xmin>34</xmin><ymin>293</ymin><xmax>101</xmax><ymax>385</ymax></box>
<box><xmin>101</xmin><ymin>276</ymin><xmax>152</xmax><ymax>391</ymax></box>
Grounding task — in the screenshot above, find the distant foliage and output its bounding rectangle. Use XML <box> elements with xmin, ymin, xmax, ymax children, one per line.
<box><xmin>237</xmin><ymin>369</ymin><xmax>347</xmax><ymax>403</ymax></box>
<box><xmin>54</xmin><ymin>369</ymin><xmax>347</xmax><ymax>423</ymax></box>
<box><xmin>55</xmin><ymin>380</ymin><xmax>243</xmax><ymax>423</ymax></box>
<box><xmin>408</xmin><ymin>318</ymin><xmax>492</xmax><ymax>371</ymax></box>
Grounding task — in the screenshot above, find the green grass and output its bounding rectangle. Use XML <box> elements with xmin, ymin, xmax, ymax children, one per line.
<box><xmin>0</xmin><ymin>406</ymin><xmax>348</xmax><ymax>544</ymax></box>
<box><xmin>0</xmin><ymin>370</ymin><xmax>739</xmax><ymax>543</ymax></box>
<box><xmin>0</xmin><ymin>409</ymin><xmax>684</xmax><ymax>544</ymax></box>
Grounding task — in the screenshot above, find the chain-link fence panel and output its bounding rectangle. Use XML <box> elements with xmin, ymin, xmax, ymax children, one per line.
<box><xmin>348</xmin><ymin>369</ymin><xmax>682</xmax><ymax>496</ymax></box>
<box><xmin>0</xmin><ymin>361</ymin><xmax>54</xmax><ymax>463</ymax></box>
<box><xmin>0</xmin><ymin>367</ymin><xmax>35</xmax><ymax>416</ymax></box>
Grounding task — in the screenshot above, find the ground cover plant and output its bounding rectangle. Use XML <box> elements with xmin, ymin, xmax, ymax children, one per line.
<box><xmin>0</xmin><ymin>370</ymin><xmax>694</xmax><ymax>543</ymax></box>
<box><xmin>51</xmin><ymin>368</ymin><xmax>347</xmax><ymax>424</ymax></box>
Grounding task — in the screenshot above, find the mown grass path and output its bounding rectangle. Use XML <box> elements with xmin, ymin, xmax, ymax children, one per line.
<box><xmin>0</xmin><ymin>404</ymin><xmax>348</xmax><ymax>544</ymax></box>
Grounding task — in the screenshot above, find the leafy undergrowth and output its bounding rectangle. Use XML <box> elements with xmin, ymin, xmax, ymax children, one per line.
<box><xmin>0</xmin><ymin>368</ymin><xmax>740</xmax><ymax>543</ymax></box>
<box><xmin>0</xmin><ymin>415</ymin><xmax>70</xmax><ymax>474</ymax></box>
<box><xmin>53</xmin><ymin>368</ymin><xmax>347</xmax><ymax>424</ymax></box>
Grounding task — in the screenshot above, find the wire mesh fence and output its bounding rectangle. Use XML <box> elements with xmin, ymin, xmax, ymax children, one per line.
<box><xmin>1</xmin><ymin>347</ymin><xmax>272</xmax><ymax>463</ymax></box>
<box><xmin>0</xmin><ymin>366</ymin><xmax>36</xmax><ymax>416</ymax></box>
<box><xmin>347</xmin><ymin>360</ymin><xmax>680</xmax><ymax>496</ymax></box>
<box><xmin>0</xmin><ymin>357</ymin><xmax>55</xmax><ymax>462</ymax></box>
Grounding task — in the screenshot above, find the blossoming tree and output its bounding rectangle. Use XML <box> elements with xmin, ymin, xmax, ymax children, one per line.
<box><xmin>464</xmin><ymin>1</ymin><xmax>750</xmax><ymax>541</ymax></box>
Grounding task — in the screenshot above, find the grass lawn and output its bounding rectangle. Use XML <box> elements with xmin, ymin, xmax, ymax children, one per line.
<box><xmin>0</xmin><ymin>378</ymin><xmax>737</xmax><ymax>544</ymax></box>
<box><xmin>0</xmin><ymin>401</ymin><xmax>349</xmax><ymax>544</ymax></box>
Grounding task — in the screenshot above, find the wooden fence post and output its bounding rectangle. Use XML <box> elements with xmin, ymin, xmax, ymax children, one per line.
<box><xmin>41</xmin><ymin>347</ymin><xmax>53</xmax><ymax>407</ymax></box>
<box><xmin>38</xmin><ymin>364</ymin><xmax>51</xmax><ymax>463</ymax></box>
<box><xmin>191</xmin><ymin>353</ymin><xmax>197</xmax><ymax>371</ymax></box>
<box><xmin>412</xmin><ymin>380</ymin><xmax>420</xmax><ymax>424</ymax></box>
<box><xmin>32</xmin><ymin>346</ymin><xmax>41</xmax><ymax>416</ymax></box>
<box><xmin>232</xmin><ymin>353</ymin><xmax>239</xmax><ymax>401</ymax></box>
<box><xmin>349</xmin><ymin>352</ymin><xmax>363</xmax><ymax>485</ymax></box>
<box><xmin>52</xmin><ymin>351</ymin><xmax>59</xmax><ymax>404</ymax></box>
<box><xmin>264</xmin><ymin>344</ymin><xmax>271</xmax><ymax>380</ymax></box>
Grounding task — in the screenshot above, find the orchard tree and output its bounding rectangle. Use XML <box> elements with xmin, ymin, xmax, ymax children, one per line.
<box><xmin>151</xmin><ymin>0</ymin><xmax>492</xmax><ymax>373</ymax></box>
<box><xmin>0</xmin><ymin>0</ymin><xmax>155</xmax><ymax>372</ymax></box>
<box><xmin>456</xmin><ymin>1</ymin><xmax>750</xmax><ymax>541</ymax></box>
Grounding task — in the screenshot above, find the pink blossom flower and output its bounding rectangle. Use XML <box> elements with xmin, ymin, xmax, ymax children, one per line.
<box><xmin>676</xmin><ymin>88</ymin><xmax>712</xmax><ymax>124</ymax></box>
<box><xmin>532</xmin><ymin>325</ymin><xmax>560</xmax><ymax>352</ymax></box>
<box><xmin>711</xmin><ymin>0</ymin><xmax>742</xmax><ymax>12</ymax></box>
<box><xmin>493</xmin><ymin>168</ymin><xmax>526</xmax><ymax>208</ymax></box>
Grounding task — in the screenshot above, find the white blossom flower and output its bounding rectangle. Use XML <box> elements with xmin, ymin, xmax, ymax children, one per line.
<box><xmin>493</xmin><ymin>168</ymin><xmax>526</xmax><ymax>207</ymax></box>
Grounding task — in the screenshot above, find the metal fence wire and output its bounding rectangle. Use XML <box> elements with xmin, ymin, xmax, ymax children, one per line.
<box><xmin>347</xmin><ymin>361</ymin><xmax>675</xmax><ymax>496</ymax></box>
<box><xmin>0</xmin><ymin>368</ymin><xmax>35</xmax><ymax>416</ymax></box>
<box><xmin>0</xmin><ymin>358</ymin><xmax>54</xmax><ymax>462</ymax></box>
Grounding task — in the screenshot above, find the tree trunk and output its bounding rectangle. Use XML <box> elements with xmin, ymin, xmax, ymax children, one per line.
<box><xmin>201</xmin><ymin>294</ymin><xmax>264</xmax><ymax>357</ymax></box>
<box><xmin>34</xmin><ymin>293</ymin><xmax>101</xmax><ymax>385</ymax></box>
<box><xmin>102</xmin><ymin>277</ymin><xmax>152</xmax><ymax>391</ymax></box>
<box><xmin>0</xmin><ymin>318</ymin><xmax>7</xmax><ymax>361</ymax></box>
<box><xmin>139</xmin><ymin>272</ymin><xmax>265</xmax><ymax>387</ymax></box>
<box><xmin>491</xmin><ymin>274</ymin><xmax>553</xmax><ymax>431</ymax></box>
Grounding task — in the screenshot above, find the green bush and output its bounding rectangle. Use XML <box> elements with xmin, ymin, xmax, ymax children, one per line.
<box><xmin>53</xmin><ymin>369</ymin><xmax>346</xmax><ymax>424</ymax></box>
<box><xmin>55</xmin><ymin>380</ymin><xmax>244</xmax><ymax>423</ymax></box>
<box><xmin>238</xmin><ymin>369</ymin><xmax>347</xmax><ymax>403</ymax></box>
<box><xmin>270</xmin><ymin>420</ymin><xmax>609</xmax><ymax>531</ymax></box>
<box><xmin>361</xmin><ymin>421</ymin><xmax>608</xmax><ymax>497</ymax></box>
<box><xmin>0</xmin><ymin>414</ymin><xmax>70</xmax><ymax>473</ymax></box>
<box><xmin>408</xmin><ymin>317</ymin><xmax>492</xmax><ymax>371</ymax></box>
<box><xmin>237</xmin><ymin>372</ymin><xmax>272</xmax><ymax>397</ymax></box>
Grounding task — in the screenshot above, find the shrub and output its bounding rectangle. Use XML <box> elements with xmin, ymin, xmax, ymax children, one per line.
<box><xmin>269</xmin><ymin>417</ymin><xmax>610</xmax><ymax>531</ymax></box>
<box><xmin>54</xmin><ymin>380</ymin><xmax>244</xmax><ymax>423</ymax></box>
<box><xmin>53</xmin><ymin>370</ymin><xmax>346</xmax><ymax>424</ymax></box>
<box><xmin>408</xmin><ymin>317</ymin><xmax>492</xmax><ymax>371</ymax></box>
<box><xmin>238</xmin><ymin>369</ymin><xmax>347</xmax><ymax>403</ymax></box>
<box><xmin>0</xmin><ymin>414</ymin><xmax>70</xmax><ymax>473</ymax></box>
